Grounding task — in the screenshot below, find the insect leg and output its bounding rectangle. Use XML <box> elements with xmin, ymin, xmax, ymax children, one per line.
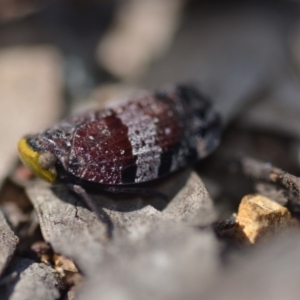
<box><xmin>101</xmin><ymin>186</ymin><xmax>169</xmax><ymax>201</ymax></box>
<box><xmin>68</xmin><ymin>184</ymin><xmax>113</xmax><ymax>240</ymax></box>
<box><xmin>214</xmin><ymin>215</ymin><xmax>236</xmax><ymax>237</ymax></box>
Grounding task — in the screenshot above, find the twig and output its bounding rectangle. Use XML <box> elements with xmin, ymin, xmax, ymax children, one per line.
<box><xmin>240</xmin><ymin>156</ymin><xmax>300</xmax><ymax>198</ymax></box>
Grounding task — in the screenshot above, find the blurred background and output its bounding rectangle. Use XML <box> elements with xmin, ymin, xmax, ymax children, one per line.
<box><xmin>1</xmin><ymin>0</ymin><xmax>300</xmax><ymax>205</ymax></box>
<box><xmin>2</xmin><ymin>1</ymin><xmax>300</xmax><ymax>299</ymax></box>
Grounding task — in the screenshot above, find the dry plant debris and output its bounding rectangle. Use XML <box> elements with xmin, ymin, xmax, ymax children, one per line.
<box><xmin>241</xmin><ymin>157</ymin><xmax>300</xmax><ymax>196</ymax></box>
<box><xmin>53</xmin><ymin>254</ymin><xmax>78</xmax><ymax>275</ymax></box>
<box><xmin>240</xmin><ymin>156</ymin><xmax>300</xmax><ymax>211</ymax></box>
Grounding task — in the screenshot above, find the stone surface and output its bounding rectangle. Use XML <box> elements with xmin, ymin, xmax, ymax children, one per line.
<box><xmin>163</xmin><ymin>172</ymin><xmax>217</xmax><ymax>227</ymax></box>
<box><xmin>0</xmin><ymin>258</ymin><xmax>63</xmax><ymax>300</ymax></box>
<box><xmin>25</xmin><ymin>181</ymin><xmax>108</xmax><ymax>274</ymax></box>
<box><xmin>202</xmin><ymin>231</ymin><xmax>300</xmax><ymax>300</ymax></box>
<box><xmin>0</xmin><ymin>209</ymin><xmax>19</xmax><ymax>276</ymax></box>
<box><xmin>26</xmin><ymin>178</ymin><xmax>164</xmax><ymax>273</ymax></box>
<box><xmin>78</xmin><ymin>222</ymin><xmax>219</xmax><ymax>300</ymax></box>
<box><xmin>25</xmin><ymin>170</ymin><xmax>216</xmax><ymax>278</ymax></box>
<box><xmin>235</xmin><ymin>194</ymin><xmax>293</xmax><ymax>244</ymax></box>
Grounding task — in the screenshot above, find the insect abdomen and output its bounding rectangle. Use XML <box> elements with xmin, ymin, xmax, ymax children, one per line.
<box><xmin>24</xmin><ymin>85</ymin><xmax>221</xmax><ymax>186</ymax></box>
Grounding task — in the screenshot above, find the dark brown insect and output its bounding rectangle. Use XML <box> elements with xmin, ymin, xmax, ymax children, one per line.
<box><xmin>18</xmin><ymin>85</ymin><xmax>221</xmax><ymax>225</ymax></box>
<box><xmin>19</xmin><ymin>85</ymin><xmax>220</xmax><ymax>188</ymax></box>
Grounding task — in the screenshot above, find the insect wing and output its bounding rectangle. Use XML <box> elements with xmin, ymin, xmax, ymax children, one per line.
<box><xmin>66</xmin><ymin>94</ymin><xmax>185</xmax><ymax>185</ymax></box>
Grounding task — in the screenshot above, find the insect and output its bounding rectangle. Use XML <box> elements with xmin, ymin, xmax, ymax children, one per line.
<box><xmin>18</xmin><ymin>85</ymin><xmax>221</xmax><ymax>225</ymax></box>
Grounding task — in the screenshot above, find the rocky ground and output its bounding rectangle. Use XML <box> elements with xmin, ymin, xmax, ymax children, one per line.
<box><xmin>1</xmin><ymin>1</ymin><xmax>300</xmax><ymax>299</ymax></box>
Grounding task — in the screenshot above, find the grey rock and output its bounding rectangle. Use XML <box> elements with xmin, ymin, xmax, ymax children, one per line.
<box><xmin>78</xmin><ymin>222</ymin><xmax>219</xmax><ymax>300</ymax></box>
<box><xmin>0</xmin><ymin>209</ymin><xmax>18</xmax><ymax>276</ymax></box>
<box><xmin>163</xmin><ymin>171</ymin><xmax>217</xmax><ymax>227</ymax></box>
<box><xmin>202</xmin><ymin>231</ymin><xmax>300</xmax><ymax>300</ymax></box>
<box><xmin>103</xmin><ymin>204</ymin><xmax>162</xmax><ymax>240</ymax></box>
<box><xmin>95</xmin><ymin>170</ymin><xmax>216</xmax><ymax>233</ymax></box>
<box><xmin>26</xmin><ymin>180</ymin><xmax>167</xmax><ymax>274</ymax></box>
<box><xmin>26</xmin><ymin>169</ymin><xmax>216</xmax><ymax>279</ymax></box>
<box><xmin>0</xmin><ymin>258</ymin><xmax>63</xmax><ymax>300</ymax></box>
<box><xmin>26</xmin><ymin>181</ymin><xmax>108</xmax><ymax>274</ymax></box>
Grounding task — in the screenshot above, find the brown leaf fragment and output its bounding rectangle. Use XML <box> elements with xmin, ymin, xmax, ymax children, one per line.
<box><xmin>31</xmin><ymin>241</ymin><xmax>79</xmax><ymax>278</ymax></box>
<box><xmin>235</xmin><ymin>194</ymin><xmax>296</xmax><ymax>244</ymax></box>
<box><xmin>65</xmin><ymin>272</ymin><xmax>83</xmax><ymax>300</ymax></box>
<box><xmin>31</xmin><ymin>241</ymin><xmax>53</xmax><ymax>265</ymax></box>
<box><xmin>53</xmin><ymin>254</ymin><xmax>78</xmax><ymax>274</ymax></box>
<box><xmin>0</xmin><ymin>209</ymin><xmax>19</xmax><ymax>276</ymax></box>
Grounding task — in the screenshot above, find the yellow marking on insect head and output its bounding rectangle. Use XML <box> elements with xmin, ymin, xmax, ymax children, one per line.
<box><xmin>17</xmin><ymin>138</ymin><xmax>57</xmax><ymax>183</ymax></box>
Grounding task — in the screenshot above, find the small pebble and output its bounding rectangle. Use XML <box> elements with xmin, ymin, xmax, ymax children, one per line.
<box><xmin>235</xmin><ymin>194</ymin><xmax>296</xmax><ymax>244</ymax></box>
